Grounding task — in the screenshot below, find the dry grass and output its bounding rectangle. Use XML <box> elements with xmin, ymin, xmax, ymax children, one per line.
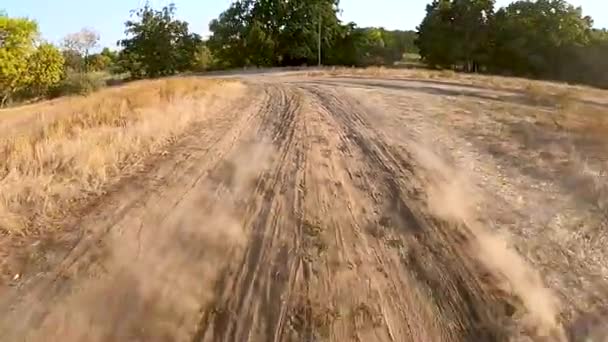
<box><xmin>520</xmin><ymin>81</ymin><xmax>608</xmax><ymax>134</ymax></box>
<box><xmin>305</xmin><ymin>66</ymin><xmax>608</xmax><ymax>102</ymax></box>
<box><xmin>443</xmin><ymin>74</ymin><xmax>608</xmax><ymax>330</ymax></box>
<box><xmin>531</xmin><ymin>91</ymin><xmax>608</xmax><ymax>217</ymax></box>
<box><xmin>0</xmin><ymin>77</ymin><xmax>234</xmax><ymax>236</ymax></box>
<box><xmin>310</xmin><ymin>66</ymin><xmax>608</xmax><ymax>140</ymax></box>
<box><xmin>413</xmin><ymin>143</ymin><xmax>567</xmax><ymax>340</ymax></box>
<box><xmin>522</xmin><ymin>82</ymin><xmax>578</xmax><ymax>108</ymax></box>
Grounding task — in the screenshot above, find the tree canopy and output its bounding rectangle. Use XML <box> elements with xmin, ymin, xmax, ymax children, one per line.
<box><xmin>206</xmin><ymin>0</ymin><xmax>416</xmax><ymax>68</ymax></box>
<box><xmin>117</xmin><ymin>3</ymin><xmax>202</xmax><ymax>78</ymax></box>
<box><xmin>488</xmin><ymin>0</ymin><xmax>593</xmax><ymax>76</ymax></box>
<box><xmin>0</xmin><ymin>16</ymin><xmax>38</xmax><ymax>104</ymax></box>
<box><xmin>415</xmin><ymin>0</ymin><xmax>607</xmax><ymax>86</ymax></box>
<box><xmin>416</xmin><ymin>0</ymin><xmax>494</xmax><ymax>71</ymax></box>
<box><xmin>1</xmin><ymin>15</ymin><xmax>64</xmax><ymax>105</ymax></box>
<box><xmin>86</xmin><ymin>48</ymin><xmax>117</xmax><ymax>72</ymax></box>
<box><xmin>207</xmin><ymin>0</ymin><xmax>341</xmax><ymax>68</ymax></box>
<box><xmin>25</xmin><ymin>42</ymin><xmax>64</xmax><ymax>96</ymax></box>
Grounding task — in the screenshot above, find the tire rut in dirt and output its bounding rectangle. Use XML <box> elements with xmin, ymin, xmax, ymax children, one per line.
<box><xmin>194</xmin><ymin>85</ymin><xmax>313</xmax><ymax>342</ymax></box>
<box><xmin>300</xmin><ymin>84</ymin><xmax>514</xmax><ymax>341</ymax></box>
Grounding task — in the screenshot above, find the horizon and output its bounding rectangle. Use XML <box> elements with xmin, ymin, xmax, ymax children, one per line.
<box><xmin>3</xmin><ymin>0</ymin><xmax>607</xmax><ymax>50</ymax></box>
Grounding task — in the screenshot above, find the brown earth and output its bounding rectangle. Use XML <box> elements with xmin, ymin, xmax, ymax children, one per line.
<box><xmin>1</xmin><ymin>73</ymin><xmax>607</xmax><ymax>341</ymax></box>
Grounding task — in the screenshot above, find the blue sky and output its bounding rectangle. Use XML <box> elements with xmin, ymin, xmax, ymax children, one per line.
<box><xmin>3</xmin><ymin>0</ymin><xmax>607</xmax><ymax>49</ymax></box>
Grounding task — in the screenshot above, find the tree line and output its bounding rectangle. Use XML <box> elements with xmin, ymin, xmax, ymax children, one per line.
<box><xmin>417</xmin><ymin>0</ymin><xmax>608</xmax><ymax>87</ymax></box>
<box><xmin>1</xmin><ymin>1</ymin><xmax>417</xmax><ymax>105</ymax></box>
<box><xmin>206</xmin><ymin>0</ymin><xmax>417</xmax><ymax>68</ymax></box>
<box><xmin>0</xmin><ymin>15</ymin><xmax>119</xmax><ymax>105</ymax></box>
<box><xmin>1</xmin><ymin>0</ymin><xmax>607</xmax><ymax>106</ymax></box>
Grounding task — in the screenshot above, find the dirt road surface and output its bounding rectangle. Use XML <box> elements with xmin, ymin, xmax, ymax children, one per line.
<box><xmin>1</xmin><ymin>73</ymin><xmax>607</xmax><ymax>341</ymax></box>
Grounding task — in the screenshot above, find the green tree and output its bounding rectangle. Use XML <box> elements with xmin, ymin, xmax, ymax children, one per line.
<box><xmin>415</xmin><ymin>0</ymin><xmax>606</xmax><ymax>87</ymax></box>
<box><xmin>207</xmin><ymin>1</ymin><xmax>250</xmax><ymax>68</ymax></box>
<box><xmin>87</xmin><ymin>48</ymin><xmax>118</xmax><ymax>72</ymax></box>
<box><xmin>391</xmin><ymin>30</ymin><xmax>418</xmax><ymax>55</ymax></box>
<box><xmin>416</xmin><ymin>0</ymin><xmax>494</xmax><ymax>71</ymax></box>
<box><xmin>87</xmin><ymin>53</ymin><xmax>112</xmax><ymax>71</ymax></box>
<box><xmin>416</xmin><ymin>0</ymin><xmax>458</xmax><ymax>68</ymax></box>
<box><xmin>98</xmin><ymin>47</ymin><xmax>120</xmax><ymax>73</ymax></box>
<box><xmin>118</xmin><ymin>3</ymin><xmax>202</xmax><ymax>78</ymax></box>
<box><xmin>488</xmin><ymin>0</ymin><xmax>592</xmax><ymax>77</ymax></box>
<box><xmin>100</xmin><ymin>47</ymin><xmax>117</xmax><ymax>60</ymax></box>
<box><xmin>208</xmin><ymin>0</ymin><xmax>341</xmax><ymax>68</ymax></box>
<box><xmin>245</xmin><ymin>20</ymin><xmax>275</xmax><ymax>67</ymax></box>
<box><xmin>378</xmin><ymin>29</ymin><xmax>418</xmax><ymax>64</ymax></box>
<box><xmin>321</xmin><ymin>25</ymin><xmax>417</xmax><ymax>67</ymax></box>
<box><xmin>62</xmin><ymin>49</ymin><xmax>83</xmax><ymax>72</ymax></box>
<box><xmin>25</xmin><ymin>43</ymin><xmax>64</xmax><ymax>96</ymax></box>
<box><xmin>542</xmin><ymin>25</ymin><xmax>607</xmax><ymax>87</ymax></box>
<box><xmin>193</xmin><ymin>44</ymin><xmax>215</xmax><ymax>71</ymax></box>
<box><xmin>0</xmin><ymin>15</ymin><xmax>38</xmax><ymax>105</ymax></box>
<box><xmin>358</xmin><ymin>28</ymin><xmax>386</xmax><ymax>65</ymax></box>
<box><xmin>324</xmin><ymin>22</ymin><xmax>362</xmax><ymax>66</ymax></box>
<box><xmin>276</xmin><ymin>0</ymin><xmax>341</xmax><ymax>65</ymax></box>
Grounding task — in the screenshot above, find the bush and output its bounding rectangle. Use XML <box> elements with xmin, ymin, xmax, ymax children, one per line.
<box><xmin>49</xmin><ymin>72</ymin><xmax>106</xmax><ymax>97</ymax></box>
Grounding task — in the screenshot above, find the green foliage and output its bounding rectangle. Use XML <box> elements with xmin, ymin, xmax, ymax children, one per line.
<box><xmin>207</xmin><ymin>0</ymin><xmax>415</xmax><ymax>68</ymax></box>
<box><xmin>488</xmin><ymin>0</ymin><xmax>592</xmax><ymax>76</ymax></box>
<box><xmin>193</xmin><ymin>44</ymin><xmax>215</xmax><ymax>71</ymax></box>
<box><xmin>415</xmin><ymin>0</ymin><xmax>607</xmax><ymax>87</ymax></box>
<box><xmin>87</xmin><ymin>53</ymin><xmax>111</xmax><ymax>72</ymax></box>
<box><xmin>351</xmin><ymin>28</ymin><xmax>417</xmax><ymax>66</ymax></box>
<box><xmin>49</xmin><ymin>71</ymin><xmax>105</xmax><ymax>98</ymax></box>
<box><xmin>359</xmin><ymin>28</ymin><xmax>387</xmax><ymax>65</ymax></box>
<box><xmin>416</xmin><ymin>0</ymin><xmax>453</xmax><ymax>68</ymax></box>
<box><xmin>62</xmin><ymin>49</ymin><xmax>83</xmax><ymax>72</ymax></box>
<box><xmin>206</xmin><ymin>2</ymin><xmax>249</xmax><ymax>68</ymax></box>
<box><xmin>558</xmin><ymin>29</ymin><xmax>608</xmax><ymax>87</ymax></box>
<box><xmin>208</xmin><ymin>0</ymin><xmax>341</xmax><ymax>67</ymax></box>
<box><xmin>100</xmin><ymin>47</ymin><xmax>117</xmax><ymax>63</ymax></box>
<box><xmin>389</xmin><ymin>29</ymin><xmax>419</xmax><ymax>57</ymax></box>
<box><xmin>0</xmin><ymin>16</ymin><xmax>38</xmax><ymax>105</ymax></box>
<box><xmin>323</xmin><ymin>22</ymin><xmax>361</xmax><ymax>65</ymax></box>
<box><xmin>24</xmin><ymin>43</ymin><xmax>64</xmax><ymax>96</ymax></box>
<box><xmin>118</xmin><ymin>3</ymin><xmax>202</xmax><ymax>78</ymax></box>
<box><xmin>417</xmin><ymin>0</ymin><xmax>494</xmax><ymax>71</ymax></box>
<box><xmin>87</xmin><ymin>48</ymin><xmax>117</xmax><ymax>72</ymax></box>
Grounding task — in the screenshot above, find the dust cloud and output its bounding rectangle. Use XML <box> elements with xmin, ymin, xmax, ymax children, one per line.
<box><xmin>2</xmin><ymin>141</ymin><xmax>275</xmax><ymax>342</ymax></box>
<box><xmin>411</xmin><ymin>142</ymin><xmax>567</xmax><ymax>341</ymax></box>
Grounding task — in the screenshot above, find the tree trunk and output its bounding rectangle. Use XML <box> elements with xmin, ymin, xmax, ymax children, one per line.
<box><xmin>0</xmin><ymin>91</ymin><xmax>10</xmax><ymax>108</ymax></box>
<box><xmin>84</xmin><ymin>49</ymin><xmax>89</xmax><ymax>73</ymax></box>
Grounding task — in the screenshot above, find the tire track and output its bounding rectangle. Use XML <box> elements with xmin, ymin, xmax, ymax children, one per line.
<box><xmin>193</xmin><ymin>81</ymin><xmax>515</xmax><ymax>341</ymax></box>
<box><xmin>194</xmin><ymin>84</ymin><xmax>313</xmax><ymax>342</ymax></box>
<box><xmin>296</xmin><ymin>83</ymin><xmax>513</xmax><ymax>341</ymax></box>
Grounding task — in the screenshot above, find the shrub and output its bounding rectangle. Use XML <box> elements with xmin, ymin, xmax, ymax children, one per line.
<box><xmin>49</xmin><ymin>72</ymin><xmax>105</xmax><ymax>97</ymax></box>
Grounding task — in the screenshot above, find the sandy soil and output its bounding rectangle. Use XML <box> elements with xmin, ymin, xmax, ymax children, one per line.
<box><xmin>1</xmin><ymin>73</ymin><xmax>607</xmax><ymax>341</ymax></box>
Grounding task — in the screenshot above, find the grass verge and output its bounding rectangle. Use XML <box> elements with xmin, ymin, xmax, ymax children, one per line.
<box><xmin>0</xmin><ymin>77</ymin><xmax>233</xmax><ymax>236</ymax></box>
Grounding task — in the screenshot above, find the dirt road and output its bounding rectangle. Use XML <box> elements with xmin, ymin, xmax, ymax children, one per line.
<box><xmin>2</xmin><ymin>74</ymin><xmax>607</xmax><ymax>341</ymax></box>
